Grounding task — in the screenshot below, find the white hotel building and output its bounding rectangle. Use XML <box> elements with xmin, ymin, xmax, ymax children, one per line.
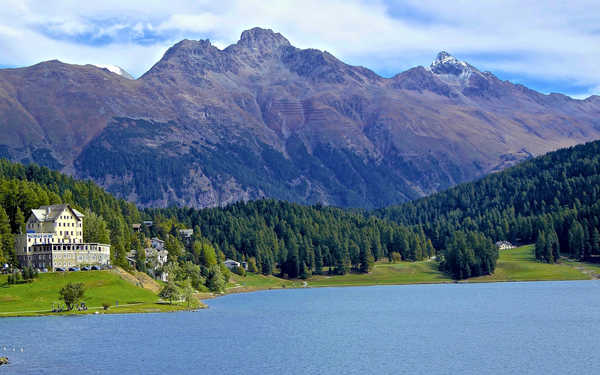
<box><xmin>15</xmin><ymin>204</ymin><xmax>111</xmax><ymax>270</ymax></box>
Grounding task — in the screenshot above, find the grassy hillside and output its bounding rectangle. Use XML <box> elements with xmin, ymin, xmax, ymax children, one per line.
<box><xmin>470</xmin><ymin>245</ymin><xmax>588</xmax><ymax>282</ymax></box>
<box><xmin>0</xmin><ymin>269</ymin><xmax>198</xmax><ymax>317</ymax></box>
<box><xmin>308</xmin><ymin>260</ymin><xmax>452</xmax><ymax>287</ymax></box>
<box><xmin>306</xmin><ymin>245</ymin><xmax>594</xmax><ymax>287</ymax></box>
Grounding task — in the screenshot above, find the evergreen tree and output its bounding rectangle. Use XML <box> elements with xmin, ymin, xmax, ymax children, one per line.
<box><xmin>206</xmin><ymin>265</ymin><xmax>226</xmax><ymax>293</ymax></box>
<box><xmin>83</xmin><ymin>210</ymin><xmax>111</xmax><ymax>243</ymax></box>
<box><xmin>568</xmin><ymin>221</ymin><xmax>585</xmax><ymax>260</ymax></box>
<box><xmin>535</xmin><ymin>231</ymin><xmax>546</xmax><ymax>261</ymax></box>
<box><xmin>14</xmin><ymin>207</ymin><xmax>25</xmax><ymax>234</ymax></box>
<box><xmin>0</xmin><ymin>207</ymin><xmax>12</xmax><ymax>264</ymax></box>
<box><xmin>359</xmin><ymin>245</ymin><xmax>374</xmax><ymax>273</ymax></box>
<box><xmin>592</xmin><ymin>228</ymin><xmax>600</xmax><ymax>256</ymax></box>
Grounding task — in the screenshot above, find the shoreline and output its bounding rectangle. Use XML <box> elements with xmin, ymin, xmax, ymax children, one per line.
<box><xmin>3</xmin><ymin>246</ymin><xmax>599</xmax><ymax>318</ymax></box>
<box><xmin>2</xmin><ymin>276</ymin><xmax>597</xmax><ymax>318</ymax></box>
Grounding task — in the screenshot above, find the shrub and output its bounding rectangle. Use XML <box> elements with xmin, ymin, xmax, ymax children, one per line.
<box><xmin>231</xmin><ymin>265</ymin><xmax>246</xmax><ymax>277</ymax></box>
<box><xmin>389</xmin><ymin>252</ymin><xmax>402</xmax><ymax>263</ymax></box>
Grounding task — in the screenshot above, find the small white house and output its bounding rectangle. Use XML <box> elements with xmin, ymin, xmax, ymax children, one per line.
<box><xmin>178</xmin><ymin>229</ymin><xmax>194</xmax><ymax>238</ymax></box>
<box><xmin>496</xmin><ymin>241</ymin><xmax>515</xmax><ymax>250</ymax></box>
<box><xmin>224</xmin><ymin>259</ymin><xmax>241</xmax><ymax>270</ymax></box>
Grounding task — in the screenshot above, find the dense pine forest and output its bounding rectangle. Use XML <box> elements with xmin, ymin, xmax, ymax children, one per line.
<box><xmin>0</xmin><ymin>159</ymin><xmax>435</xmax><ymax>286</ymax></box>
<box><xmin>378</xmin><ymin>140</ymin><xmax>600</xmax><ymax>265</ymax></box>
<box><xmin>146</xmin><ymin>201</ymin><xmax>434</xmax><ymax>278</ymax></box>
<box><xmin>7</xmin><ymin>140</ymin><xmax>600</xmax><ymax>282</ymax></box>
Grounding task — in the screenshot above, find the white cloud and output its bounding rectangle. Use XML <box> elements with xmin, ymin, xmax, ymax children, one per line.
<box><xmin>157</xmin><ymin>13</ymin><xmax>220</xmax><ymax>33</ymax></box>
<box><xmin>0</xmin><ymin>0</ymin><xmax>599</xmax><ymax>97</ymax></box>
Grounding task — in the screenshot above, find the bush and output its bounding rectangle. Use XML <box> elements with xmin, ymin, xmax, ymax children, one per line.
<box><xmin>59</xmin><ymin>282</ymin><xmax>86</xmax><ymax>310</ymax></box>
<box><xmin>21</xmin><ymin>267</ymin><xmax>38</xmax><ymax>282</ymax></box>
<box><xmin>7</xmin><ymin>271</ymin><xmax>21</xmax><ymax>285</ymax></box>
<box><xmin>159</xmin><ymin>281</ymin><xmax>181</xmax><ymax>304</ymax></box>
<box><xmin>102</xmin><ymin>302</ymin><xmax>110</xmax><ymax>310</ymax></box>
<box><xmin>247</xmin><ymin>257</ymin><xmax>259</xmax><ymax>273</ymax></box>
<box><xmin>389</xmin><ymin>252</ymin><xmax>402</xmax><ymax>263</ymax></box>
<box><xmin>231</xmin><ymin>265</ymin><xmax>246</xmax><ymax>277</ymax></box>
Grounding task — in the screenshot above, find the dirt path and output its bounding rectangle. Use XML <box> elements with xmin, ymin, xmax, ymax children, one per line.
<box><xmin>562</xmin><ymin>259</ymin><xmax>600</xmax><ymax>280</ymax></box>
<box><xmin>0</xmin><ymin>302</ymin><xmax>144</xmax><ymax>315</ymax></box>
<box><xmin>573</xmin><ymin>266</ymin><xmax>599</xmax><ymax>280</ymax></box>
<box><xmin>112</xmin><ymin>267</ymin><xmax>162</xmax><ymax>293</ymax></box>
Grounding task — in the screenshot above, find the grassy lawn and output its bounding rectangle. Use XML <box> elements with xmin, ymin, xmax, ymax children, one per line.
<box><xmin>308</xmin><ymin>245</ymin><xmax>592</xmax><ymax>287</ymax></box>
<box><xmin>308</xmin><ymin>260</ymin><xmax>453</xmax><ymax>287</ymax></box>
<box><xmin>0</xmin><ymin>270</ymin><xmax>200</xmax><ymax>317</ymax></box>
<box><xmin>470</xmin><ymin>245</ymin><xmax>590</xmax><ymax>282</ymax></box>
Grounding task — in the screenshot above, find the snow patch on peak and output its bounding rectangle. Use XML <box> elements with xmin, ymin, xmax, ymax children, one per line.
<box><xmin>93</xmin><ymin>64</ymin><xmax>134</xmax><ymax>79</ymax></box>
<box><xmin>431</xmin><ymin>51</ymin><xmax>467</xmax><ymax>68</ymax></box>
<box><xmin>427</xmin><ymin>51</ymin><xmax>473</xmax><ymax>84</ymax></box>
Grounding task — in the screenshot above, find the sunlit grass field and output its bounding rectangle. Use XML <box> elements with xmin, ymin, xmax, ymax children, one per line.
<box><xmin>0</xmin><ymin>270</ymin><xmax>195</xmax><ymax>316</ymax></box>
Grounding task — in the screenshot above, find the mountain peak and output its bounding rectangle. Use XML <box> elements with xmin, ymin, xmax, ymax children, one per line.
<box><xmin>237</xmin><ymin>27</ymin><xmax>291</xmax><ymax>51</ymax></box>
<box><xmin>428</xmin><ymin>51</ymin><xmax>471</xmax><ymax>76</ymax></box>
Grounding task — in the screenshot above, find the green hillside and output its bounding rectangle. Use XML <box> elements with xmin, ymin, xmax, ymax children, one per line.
<box><xmin>379</xmin><ymin>140</ymin><xmax>600</xmax><ymax>264</ymax></box>
<box><xmin>0</xmin><ymin>269</ymin><xmax>195</xmax><ymax>317</ymax></box>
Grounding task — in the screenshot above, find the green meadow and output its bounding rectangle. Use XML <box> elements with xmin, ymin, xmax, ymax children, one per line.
<box><xmin>307</xmin><ymin>245</ymin><xmax>595</xmax><ymax>288</ymax></box>
<box><xmin>0</xmin><ymin>270</ymin><xmax>198</xmax><ymax>317</ymax></box>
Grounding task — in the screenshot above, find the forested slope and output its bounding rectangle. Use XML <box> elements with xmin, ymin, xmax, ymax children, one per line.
<box><xmin>146</xmin><ymin>200</ymin><xmax>434</xmax><ymax>278</ymax></box>
<box><xmin>0</xmin><ymin>159</ymin><xmax>439</xmax><ymax>280</ymax></box>
<box><xmin>378</xmin><ymin>140</ymin><xmax>600</xmax><ymax>263</ymax></box>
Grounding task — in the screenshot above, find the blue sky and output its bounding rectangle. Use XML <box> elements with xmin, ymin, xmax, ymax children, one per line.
<box><xmin>1</xmin><ymin>0</ymin><xmax>599</xmax><ymax>98</ymax></box>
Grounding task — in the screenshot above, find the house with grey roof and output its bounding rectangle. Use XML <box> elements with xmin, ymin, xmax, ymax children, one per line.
<box><xmin>16</xmin><ymin>204</ymin><xmax>110</xmax><ymax>270</ymax></box>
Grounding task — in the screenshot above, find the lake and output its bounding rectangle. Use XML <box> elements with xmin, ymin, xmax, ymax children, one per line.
<box><xmin>1</xmin><ymin>281</ymin><xmax>599</xmax><ymax>374</ymax></box>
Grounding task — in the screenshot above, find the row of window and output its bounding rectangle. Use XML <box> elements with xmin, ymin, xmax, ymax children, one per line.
<box><xmin>26</xmin><ymin>221</ymin><xmax>81</xmax><ymax>229</ymax></box>
<box><xmin>27</xmin><ymin>234</ymin><xmax>83</xmax><ymax>244</ymax></box>
<box><xmin>32</xmin><ymin>245</ymin><xmax>107</xmax><ymax>252</ymax></box>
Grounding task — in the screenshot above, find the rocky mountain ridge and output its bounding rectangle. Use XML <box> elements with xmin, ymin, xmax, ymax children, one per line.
<box><xmin>0</xmin><ymin>27</ymin><xmax>599</xmax><ymax>208</ymax></box>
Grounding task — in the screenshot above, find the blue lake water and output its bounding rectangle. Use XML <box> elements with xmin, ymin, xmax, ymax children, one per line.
<box><xmin>1</xmin><ymin>281</ymin><xmax>600</xmax><ymax>374</ymax></box>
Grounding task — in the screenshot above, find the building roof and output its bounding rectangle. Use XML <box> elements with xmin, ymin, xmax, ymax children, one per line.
<box><xmin>30</xmin><ymin>204</ymin><xmax>84</xmax><ymax>222</ymax></box>
<box><xmin>151</xmin><ymin>237</ymin><xmax>165</xmax><ymax>244</ymax></box>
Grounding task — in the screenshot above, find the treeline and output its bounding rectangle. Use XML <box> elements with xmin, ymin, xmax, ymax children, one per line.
<box><xmin>0</xmin><ymin>160</ymin><xmax>437</xmax><ymax>283</ymax></box>
<box><xmin>378</xmin><ymin>140</ymin><xmax>600</xmax><ymax>264</ymax></box>
<box><xmin>146</xmin><ymin>199</ymin><xmax>434</xmax><ymax>278</ymax></box>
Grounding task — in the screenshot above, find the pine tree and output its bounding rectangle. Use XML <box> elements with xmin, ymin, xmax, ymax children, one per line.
<box><xmin>359</xmin><ymin>245</ymin><xmax>374</xmax><ymax>273</ymax></box>
<box><xmin>547</xmin><ymin>230</ymin><xmax>560</xmax><ymax>263</ymax></box>
<box><xmin>592</xmin><ymin>228</ymin><xmax>600</xmax><ymax>256</ymax></box>
<box><xmin>535</xmin><ymin>231</ymin><xmax>546</xmax><ymax>261</ymax></box>
<box><xmin>14</xmin><ymin>207</ymin><xmax>25</xmax><ymax>234</ymax></box>
<box><xmin>0</xmin><ymin>207</ymin><xmax>14</xmax><ymax>264</ymax></box>
<box><xmin>568</xmin><ymin>221</ymin><xmax>585</xmax><ymax>259</ymax></box>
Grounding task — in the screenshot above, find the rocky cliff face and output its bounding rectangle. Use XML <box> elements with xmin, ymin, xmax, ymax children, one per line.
<box><xmin>1</xmin><ymin>27</ymin><xmax>599</xmax><ymax>208</ymax></box>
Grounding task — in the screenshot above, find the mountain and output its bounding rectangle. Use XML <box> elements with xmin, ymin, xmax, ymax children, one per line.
<box><xmin>92</xmin><ymin>64</ymin><xmax>134</xmax><ymax>79</ymax></box>
<box><xmin>0</xmin><ymin>27</ymin><xmax>599</xmax><ymax>209</ymax></box>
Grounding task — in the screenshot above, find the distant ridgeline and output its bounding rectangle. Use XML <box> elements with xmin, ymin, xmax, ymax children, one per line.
<box><xmin>377</xmin><ymin>140</ymin><xmax>600</xmax><ymax>266</ymax></box>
